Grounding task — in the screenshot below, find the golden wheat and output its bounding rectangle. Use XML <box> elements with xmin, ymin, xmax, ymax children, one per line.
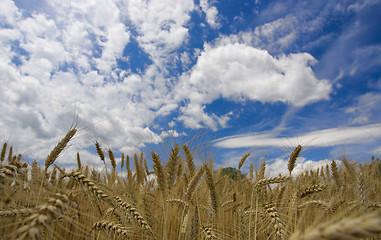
<box><xmin>45</xmin><ymin>128</ymin><xmax>76</xmax><ymax>172</ymax></box>
<box><xmin>1</xmin><ymin>134</ymin><xmax>381</xmax><ymax>240</ymax></box>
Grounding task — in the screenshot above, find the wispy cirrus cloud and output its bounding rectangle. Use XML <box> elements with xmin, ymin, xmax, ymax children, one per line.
<box><xmin>213</xmin><ymin>123</ymin><xmax>381</xmax><ymax>149</ymax></box>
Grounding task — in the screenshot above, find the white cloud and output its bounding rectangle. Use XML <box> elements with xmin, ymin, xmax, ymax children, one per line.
<box><xmin>95</xmin><ymin>22</ymin><xmax>130</xmax><ymax>73</ymax></box>
<box><xmin>127</xmin><ymin>0</ymin><xmax>195</xmax><ymax>69</ymax></box>
<box><xmin>0</xmin><ymin>0</ymin><xmax>181</xmax><ymax>169</ymax></box>
<box><xmin>160</xmin><ymin>130</ymin><xmax>180</xmax><ymax>138</ymax></box>
<box><xmin>200</xmin><ymin>0</ymin><xmax>220</xmax><ymax>29</ymax></box>
<box><xmin>53</xmin><ymin>0</ymin><xmax>130</xmax><ymax>74</ymax></box>
<box><xmin>0</xmin><ymin>0</ymin><xmax>21</xmax><ymax>26</ymax></box>
<box><xmin>217</xmin><ymin>1</ymin><xmax>357</xmax><ymax>55</ymax></box>
<box><xmin>176</xmin><ymin>43</ymin><xmax>331</xmax><ymax>129</ymax></box>
<box><xmin>346</xmin><ymin>92</ymin><xmax>381</xmax><ymax>124</ymax></box>
<box><xmin>213</xmin><ymin>123</ymin><xmax>381</xmax><ymax>149</ymax></box>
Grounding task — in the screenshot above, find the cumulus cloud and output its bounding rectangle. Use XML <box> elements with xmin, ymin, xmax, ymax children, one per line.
<box><xmin>200</xmin><ymin>0</ymin><xmax>220</xmax><ymax>29</ymax></box>
<box><xmin>0</xmin><ymin>0</ymin><xmax>182</xmax><ymax>168</ymax></box>
<box><xmin>160</xmin><ymin>130</ymin><xmax>180</xmax><ymax>138</ymax></box>
<box><xmin>176</xmin><ymin>43</ymin><xmax>331</xmax><ymax>129</ymax></box>
<box><xmin>213</xmin><ymin>123</ymin><xmax>381</xmax><ymax>149</ymax></box>
<box><xmin>0</xmin><ymin>0</ymin><xmax>21</xmax><ymax>26</ymax></box>
<box><xmin>126</xmin><ymin>0</ymin><xmax>195</xmax><ymax>69</ymax></box>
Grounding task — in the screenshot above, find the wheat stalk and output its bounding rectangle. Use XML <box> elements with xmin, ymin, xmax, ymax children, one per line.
<box><xmin>190</xmin><ymin>206</ymin><xmax>199</xmax><ymax>240</ymax></box>
<box><xmin>289</xmin><ymin>213</ymin><xmax>381</xmax><ymax>240</ymax></box>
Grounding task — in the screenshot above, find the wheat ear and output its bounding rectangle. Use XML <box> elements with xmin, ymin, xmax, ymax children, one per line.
<box><xmin>238</xmin><ymin>153</ymin><xmax>250</xmax><ymax>170</ymax></box>
<box><xmin>66</xmin><ymin>170</ymin><xmax>114</xmax><ymax>206</ymax></box>
<box><xmin>331</xmin><ymin>160</ymin><xmax>341</xmax><ymax>187</ymax></box>
<box><xmin>151</xmin><ymin>151</ymin><xmax>167</xmax><ymax>193</ymax></box>
<box><xmin>15</xmin><ymin>193</ymin><xmax>75</xmax><ymax>240</ymax></box>
<box><xmin>298</xmin><ymin>200</ymin><xmax>329</xmax><ymax>212</ymax></box>
<box><xmin>201</xmin><ymin>225</ymin><xmax>217</xmax><ymax>240</ymax></box>
<box><xmin>76</xmin><ymin>152</ymin><xmax>81</xmax><ymax>170</ymax></box>
<box><xmin>167</xmin><ymin>144</ymin><xmax>180</xmax><ymax>190</ymax></box>
<box><xmin>93</xmin><ymin>220</ymin><xmax>130</xmax><ymax>237</ymax></box>
<box><xmin>183</xmin><ymin>144</ymin><xmax>196</xmax><ymax>177</ymax></box>
<box><xmin>93</xmin><ymin>221</ymin><xmax>129</xmax><ymax>237</ymax></box>
<box><xmin>0</xmin><ymin>208</ymin><xmax>35</xmax><ymax>217</ymax></box>
<box><xmin>166</xmin><ymin>199</ymin><xmax>189</xmax><ymax>208</ymax></box>
<box><xmin>108</xmin><ymin>149</ymin><xmax>116</xmax><ymax>170</ymax></box>
<box><xmin>205</xmin><ymin>163</ymin><xmax>218</xmax><ymax>217</ymax></box>
<box><xmin>264</xmin><ymin>204</ymin><xmax>284</xmax><ymax>239</ymax></box>
<box><xmin>258</xmin><ymin>160</ymin><xmax>266</xmax><ymax>180</ymax></box>
<box><xmin>114</xmin><ymin>196</ymin><xmax>152</xmax><ymax>233</ymax></box>
<box><xmin>288</xmin><ymin>145</ymin><xmax>302</xmax><ymax>175</ymax></box>
<box><xmin>45</xmin><ymin>128</ymin><xmax>76</xmax><ymax>172</ymax></box>
<box><xmin>297</xmin><ymin>184</ymin><xmax>326</xmax><ymax>198</ymax></box>
<box><xmin>255</xmin><ymin>176</ymin><xmax>291</xmax><ymax>191</ymax></box>
<box><xmin>0</xmin><ymin>142</ymin><xmax>7</xmax><ymax>165</ymax></box>
<box><xmin>185</xmin><ymin>163</ymin><xmax>206</xmax><ymax>202</ymax></box>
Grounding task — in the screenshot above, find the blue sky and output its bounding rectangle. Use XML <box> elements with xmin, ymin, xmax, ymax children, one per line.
<box><xmin>1</xmin><ymin>0</ymin><xmax>381</xmax><ymax>175</ymax></box>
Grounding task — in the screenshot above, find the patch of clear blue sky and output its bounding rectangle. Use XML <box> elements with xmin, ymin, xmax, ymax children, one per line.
<box><xmin>217</xmin><ymin>0</ymin><xmax>257</xmax><ymax>34</ymax></box>
<box><xmin>10</xmin><ymin>41</ymin><xmax>29</xmax><ymax>66</ymax></box>
<box><xmin>119</xmin><ymin>37</ymin><xmax>152</xmax><ymax>74</ymax></box>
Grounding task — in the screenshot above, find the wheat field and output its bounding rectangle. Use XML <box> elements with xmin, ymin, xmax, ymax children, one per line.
<box><xmin>1</xmin><ymin>127</ymin><xmax>381</xmax><ymax>239</ymax></box>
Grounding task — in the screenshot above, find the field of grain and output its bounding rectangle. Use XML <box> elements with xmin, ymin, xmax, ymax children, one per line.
<box><xmin>1</xmin><ymin>127</ymin><xmax>381</xmax><ymax>239</ymax></box>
